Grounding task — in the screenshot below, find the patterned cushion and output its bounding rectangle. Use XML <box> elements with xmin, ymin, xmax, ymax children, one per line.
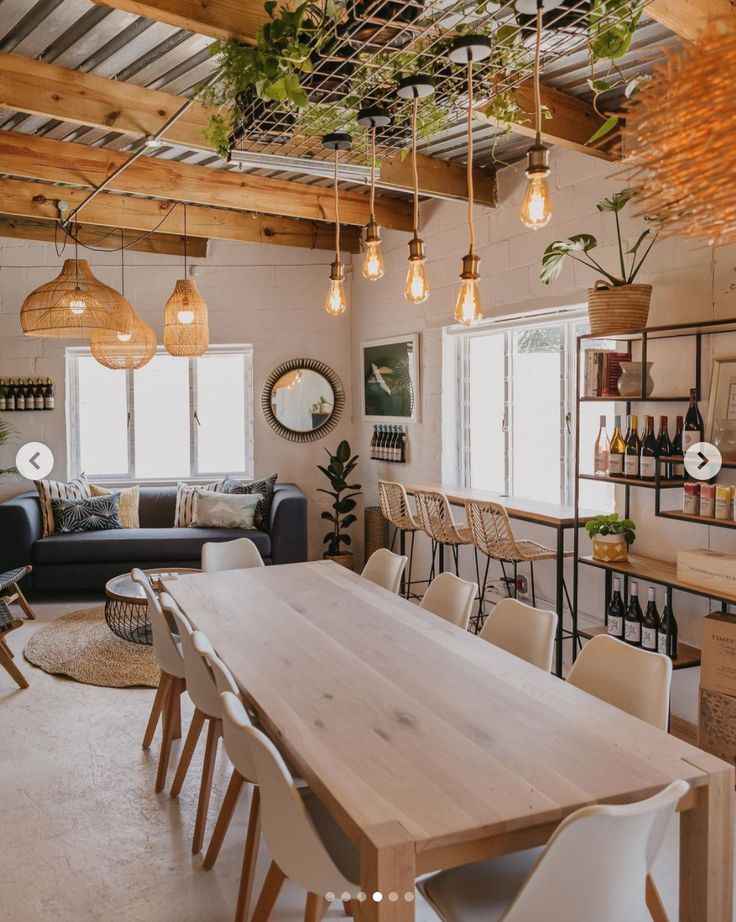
<box><xmin>90</xmin><ymin>483</ymin><xmax>140</xmax><ymax>528</ymax></box>
<box><xmin>174</xmin><ymin>480</ymin><xmax>227</xmax><ymax>527</ymax></box>
<box><xmin>222</xmin><ymin>474</ymin><xmax>278</xmax><ymax>530</ymax></box>
<box><xmin>35</xmin><ymin>473</ymin><xmax>90</xmax><ymax>537</ymax></box>
<box><xmin>51</xmin><ymin>493</ymin><xmax>122</xmax><ymax>534</ymax></box>
<box><xmin>190</xmin><ymin>491</ymin><xmax>262</xmax><ymax>529</ymax></box>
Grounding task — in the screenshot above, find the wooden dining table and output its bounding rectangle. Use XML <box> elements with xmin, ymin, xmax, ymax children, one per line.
<box><xmin>163</xmin><ymin>561</ymin><xmax>733</xmax><ymax>922</ymax></box>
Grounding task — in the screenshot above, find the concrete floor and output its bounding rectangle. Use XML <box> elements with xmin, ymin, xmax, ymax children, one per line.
<box><xmin>0</xmin><ymin>595</ymin><xmax>732</xmax><ymax>921</ymax></box>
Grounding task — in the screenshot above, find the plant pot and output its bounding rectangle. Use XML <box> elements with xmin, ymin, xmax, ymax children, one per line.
<box><xmin>591</xmin><ymin>533</ymin><xmax>629</xmax><ymax>563</ymax></box>
<box><xmin>324</xmin><ymin>552</ymin><xmax>354</xmax><ymax>570</ymax></box>
<box><xmin>318</xmin><ymin>402</ymin><xmax>331</xmax><ymax>414</ymax></box>
<box><xmin>587</xmin><ymin>282</ymin><xmax>652</xmax><ymax>337</ymax></box>
<box><xmin>617</xmin><ymin>361</ymin><xmax>654</xmax><ymax>398</ymax></box>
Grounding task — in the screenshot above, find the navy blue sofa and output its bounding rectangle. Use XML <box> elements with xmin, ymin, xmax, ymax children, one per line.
<box><xmin>0</xmin><ymin>483</ymin><xmax>307</xmax><ymax>591</ymax></box>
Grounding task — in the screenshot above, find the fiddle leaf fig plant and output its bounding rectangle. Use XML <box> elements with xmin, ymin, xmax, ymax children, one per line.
<box><xmin>318</xmin><ymin>440</ymin><xmax>362</xmax><ymax>558</ymax></box>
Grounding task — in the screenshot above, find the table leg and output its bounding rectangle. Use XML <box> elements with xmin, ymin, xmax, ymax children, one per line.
<box><xmin>554</xmin><ymin>525</ymin><xmax>564</xmax><ymax>678</ymax></box>
<box><xmin>679</xmin><ymin>757</ymin><xmax>734</xmax><ymax>921</ymax></box>
<box><xmin>359</xmin><ymin>822</ymin><xmax>415</xmax><ymax>922</ymax></box>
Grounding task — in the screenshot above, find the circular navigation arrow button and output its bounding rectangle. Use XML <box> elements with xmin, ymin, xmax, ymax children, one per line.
<box><xmin>15</xmin><ymin>441</ymin><xmax>54</xmax><ymax>480</ymax></box>
<box><xmin>684</xmin><ymin>441</ymin><xmax>722</xmax><ymax>481</ymax></box>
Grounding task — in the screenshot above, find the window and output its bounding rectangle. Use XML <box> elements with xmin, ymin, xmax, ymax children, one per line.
<box><xmin>67</xmin><ymin>346</ymin><xmax>253</xmax><ymax>481</ymax></box>
<box><xmin>453</xmin><ymin>312</ymin><xmax>614</xmax><ymax>509</ymax></box>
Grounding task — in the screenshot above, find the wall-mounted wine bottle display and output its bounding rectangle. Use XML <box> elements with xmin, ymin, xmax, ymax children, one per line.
<box><xmin>370</xmin><ymin>425</ymin><xmax>407</xmax><ymax>463</ymax></box>
<box><xmin>0</xmin><ymin>378</ymin><xmax>55</xmax><ymax>411</ymax></box>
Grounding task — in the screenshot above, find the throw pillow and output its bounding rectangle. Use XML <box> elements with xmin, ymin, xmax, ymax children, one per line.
<box><xmin>90</xmin><ymin>483</ymin><xmax>140</xmax><ymax>529</ymax></box>
<box><xmin>51</xmin><ymin>493</ymin><xmax>122</xmax><ymax>534</ymax></box>
<box><xmin>174</xmin><ymin>480</ymin><xmax>227</xmax><ymax>527</ymax></box>
<box><xmin>35</xmin><ymin>472</ymin><xmax>90</xmax><ymax>537</ymax></box>
<box><xmin>190</xmin><ymin>491</ymin><xmax>262</xmax><ymax>530</ymax></box>
<box><xmin>222</xmin><ymin>474</ymin><xmax>278</xmax><ymax>529</ymax></box>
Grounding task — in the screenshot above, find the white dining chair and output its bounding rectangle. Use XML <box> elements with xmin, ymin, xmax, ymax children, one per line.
<box><xmin>420</xmin><ymin>572</ymin><xmax>476</xmax><ymax>630</ymax></box>
<box><xmin>220</xmin><ymin>689</ymin><xmax>361</xmax><ymax>922</ymax></box>
<box><xmin>161</xmin><ymin>592</ymin><xmax>226</xmax><ymax>855</ymax></box>
<box><xmin>418</xmin><ymin>778</ymin><xmax>688</xmax><ymax>922</ymax></box>
<box><xmin>361</xmin><ymin>547</ymin><xmax>407</xmax><ymax>594</ymax></box>
<box><xmin>202</xmin><ymin>537</ymin><xmax>265</xmax><ymax>572</ymax></box>
<box><xmin>131</xmin><ymin>569</ymin><xmax>187</xmax><ymax>793</ymax></box>
<box><xmin>479</xmin><ymin>597</ymin><xmax>558</xmax><ymax>672</ymax></box>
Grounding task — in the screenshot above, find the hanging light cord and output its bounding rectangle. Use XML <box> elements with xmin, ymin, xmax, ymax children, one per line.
<box><xmin>411</xmin><ymin>98</ymin><xmax>420</xmax><ymax>235</ymax></box>
<box><xmin>184</xmin><ymin>201</ymin><xmax>188</xmax><ymax>277</ymax></box>
<box><xmin>369</xmin><ymin>126</ymin><xmax>377</xmax><ymax>223</ymax></box>
<box><xmin>120</xmin><ymin>229</ymin><xmax>125</xmax><ymax>295</ymax></box>
<box><xmin>334</xmin><ymin>148</ymin><xmax>341</xmax><ymax>261</ymax></box>
<box><xmin>534</xmin><ymin>0</ymin><xmax>543</xmax><ymax>146</ymax></box>
<box><xmin>466</xmin><ymin>61</ymin><xmax>475</xmax><ymax>256</ymax></box>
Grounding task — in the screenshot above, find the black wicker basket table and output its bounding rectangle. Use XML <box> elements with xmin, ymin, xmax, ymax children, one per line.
<box><xmin>104</xmin><ymin>569</ymin><xmax>200</xmax><ymax>644</ymax></box>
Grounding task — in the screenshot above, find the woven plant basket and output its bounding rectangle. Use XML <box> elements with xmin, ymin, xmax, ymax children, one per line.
<box><xmin>587</xmin><ymin>282</ymin><xmax>652</xmax><ymax>337</ymax></box>
<box><xmin>365</xmin><ymin>505</ymin><xmax>389</xmax><ymax>560</ymax></box>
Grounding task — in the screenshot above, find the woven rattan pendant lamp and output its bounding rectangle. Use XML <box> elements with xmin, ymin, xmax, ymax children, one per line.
<box><xmin>91</xmin><ymin>234</ymin><xmax>156</xmax><ymax>370</ymax></box>
<box><xmin>20</xmin><ymin>236</ymin><xmax>132</xmax><ymax>339</ymax></box>
<box><xmin>163</xmin><ymin>203</ymin><xmax>209</xmax><ymax>356</ymax></box>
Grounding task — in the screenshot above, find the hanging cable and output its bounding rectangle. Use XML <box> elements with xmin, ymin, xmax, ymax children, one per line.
<box><xmin>467</xmin><ymin>61</ymin><xmax>475</xmax><ymax>256</ymax></box>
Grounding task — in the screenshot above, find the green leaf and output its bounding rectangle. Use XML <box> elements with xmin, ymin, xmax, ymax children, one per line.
<box><xmin>588</xmin><ymin>115</ymin><xmax>619</xmax><ymax>145</ymax></box>
<box><xmin>335</xmin><ymin>440</ymin><xmax>351</xmax><ymax>463</ymax></box>
<box><xmin>336</xmin><ymin>498</ymin><xmax>357</xmax><ymax>513</ymax></box>
<box><xmin>627</xmin><ymin>229</ymin><xmax>651</xmax><ymax>259</ymax></box>
<box><xmin>340</xmin><ymin>514</ymin><xmax>357</xmax><ymax>528</ymax></box>
<box><xmin>597</xmin><ymin>188</ymin><xmax>635</xmax><ymax>213</ymax></box>
<box><xmin>568</xmin><ymin>234</ymin><xmax>598</xmax><ymax>252</ymax></box>
<box><xmin>341</xmin><ymin>534</ymin><xmax>352</xmax><ymax>546</ymax></box>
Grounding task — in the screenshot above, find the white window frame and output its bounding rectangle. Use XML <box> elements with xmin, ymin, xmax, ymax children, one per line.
<box><xmin>66</xmin><ymin>345</ymin><xmax>254</xmax><ymax>483</ymax></box>
<box><xmin>446</xmin><ymin>307</ymin><xmax>588</xmax><ymax>506</ymax></box>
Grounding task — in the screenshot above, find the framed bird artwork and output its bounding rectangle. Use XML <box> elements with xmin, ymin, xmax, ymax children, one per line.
<box><xmin>361</xmin><ymin>335</ymin><xmax>419</xmax><ymax>423</ymax></box>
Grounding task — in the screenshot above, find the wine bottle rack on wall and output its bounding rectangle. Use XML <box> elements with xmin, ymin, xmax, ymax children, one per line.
<box><xmin>0</xmin><ymin>378</ymin><xmax>55</xmax><ymax>411</ymax></box>
<box><xmin>370</xmin><ymin>424</ymin><xmax>407</xmax><ymax>463</ymax></box>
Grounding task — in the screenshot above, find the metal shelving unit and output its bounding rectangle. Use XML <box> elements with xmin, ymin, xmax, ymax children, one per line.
<box><xmin>571</xmin><ymin>317</ymin><xmax>736</xmax><ymax>670</ymax></box>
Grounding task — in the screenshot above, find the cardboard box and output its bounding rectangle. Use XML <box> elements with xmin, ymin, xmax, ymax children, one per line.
<box><xmin>699</xmin><ymin>686</ymin><xmax>736</xmax><ymax>768</ymax></box>
<box><xmin>701</xmin><ymin>613</ymin><xmax>736</xmax><ymax>696</ymax></box>
<box><xmin>677</xmin><ymin>548</ymin><xmax>736</xmax><ymax>597</ymax></box>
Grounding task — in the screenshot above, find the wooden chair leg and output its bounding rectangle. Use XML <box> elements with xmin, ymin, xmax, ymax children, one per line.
<box><xmin>234</xmin><ymin>787</ymin><xmax>262</xmax><ymax>922</ymax></box>
<box><xmin>250</xmin><ymin>860</ymin><xmax>286</xmax><ymax>922</ymax></box>
<box><xmin>170</xmin><ymin>706</ymin><xmax>205</xmax><ymax>797</ymax></box>
<box><xmin>155</xmin><ymin>677</ymin><xmax>182</xmax><ymax>794</ymax></box>
<box><xmin>142</xmin><ymin>672</ymin><xmax>169</xmax><ymax>750</ymax></box>
<box><xmin>172</xmin><ymin>683</ymin><xmax>182</xmax><ymax>740</ymax></box>
<box><xmin>342</xmin><ymin>899</ymin><xmax>354</xmax><ymax>917</ymax></box>
<box><xmin>203</xmin><ymin>769</ymin><xmax>246</xmax><ymax>869</ymax></box>
<box><xmin>13</xmin><ymin>582</ymin><xmax>36</xmax><ymax>620</ymax></box>
<box><xmin>305</xmin><ymin>892</ymin><xmax>328</xmax><ymax>922</ymax></box>
<box><xmin>192</xmin><ymin>717</ymin><xmax>222</xmax><ymax>854</ymax></box>
<box><xmin>0</xmin><ymin>639</ymin><xmax>28</xmax><ymax>689</ymax></box>
<box><xmin>646</xmin><ymin>873</ymin><xmax>669</xmax><ymax>922</ymax></box>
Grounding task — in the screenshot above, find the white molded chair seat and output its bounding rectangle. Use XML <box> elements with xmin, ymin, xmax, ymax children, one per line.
<box><xmin>479</xmin><ymin>598</ymin><xmax>557</xmax><ymax>672</ymax></box>
<box><xmin>418</xmin><ymin>779</ymin><xmax>688</xmax><ymax>922</ymax></box>
<box><xmin>361</xmin><ymin>548</ymin><xmax>408</xmax><ymax>594</ymax></box>
<box><xmin>420</xmin><ymin>572</ymin><xmax>476</xmax><ymax>630</ymax></box>
<box><xmin>202</xmin><ymin>537</ymin><xmax>265</xmax><ymax>572</ymax></box>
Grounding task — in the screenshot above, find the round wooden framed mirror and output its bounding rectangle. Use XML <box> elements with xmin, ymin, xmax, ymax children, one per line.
<box><xmin>261</xmin><ymin>358</ymin><xmax>345</xmax><ymax>443</ymax></box>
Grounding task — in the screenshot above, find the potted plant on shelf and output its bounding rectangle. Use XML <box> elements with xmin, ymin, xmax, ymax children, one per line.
<box><xmin>0</xmin><ymin>419</ymin><xmax>18</xmax><ymax>478</ymax></box>
<box><xmin>318</xmin><ymin>439</ymin><xmax>362</xmax><ymax>570</ymax></box>
<box><xmin>540</xmin><ymin>189</ymin><xmax>661</xmax><ymax>336</ymax></box>
<box><xmin>586</xmin><ymin>513</ymin><xmax>636</xmax><ymax>562</ymax></box>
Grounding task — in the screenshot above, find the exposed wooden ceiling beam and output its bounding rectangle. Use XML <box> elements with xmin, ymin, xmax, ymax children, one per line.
<box><xmin>0</xmin><ymin>53</ymin><xmax>495</xmax><ymax>205</ymax></box>
<box><xmin>88</xmin><ymin>0</ymin><xmax>262</xmax><ymax>42</ymax></box>
<box><xmin>0</xmin><ymin>131</ymin><xmax>413</xmax><ymax>231</ymax></box>
<box><xmin>0</xmin><ymin>177</ymin><xmax>361</xmax><ymax>252</ymax></box>
<box><xmin>0</xmin><ymin>214</ymin><xmax>209</xmax><ymax>257</ymax></box>
<box><xmin>646</xmin><ymin>0</ymin><xmax>735</xmax><ymax>42</ymax></box>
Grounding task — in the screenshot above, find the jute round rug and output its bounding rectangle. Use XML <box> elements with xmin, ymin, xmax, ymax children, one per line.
<box><xmin>24</xmin><ymin>607</ymin><xmax>160</xmax><ymax>688</ymax></box>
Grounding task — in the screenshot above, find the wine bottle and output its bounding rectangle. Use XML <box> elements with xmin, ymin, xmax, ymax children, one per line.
<box><xmin>656</xmin><ymin>416</ymin><xmax>674</xmax><ymax>480</ymax></box>
<box><xmin>390</xmin><ymin>426</ymin><xmax>399</xmax><ymax>462</ymax></box>
<box><xmin>16</xmin><ymin>378</ymin><xmax>25</xmax><ymax>411</ymax></box>
<box><xmin>399</xmin><ymin>428</ymin><xmax>406</xmax><ymax>463</ymax></box>
<box><xmin>594</xmin><ymin>415</ymin><xmax>609</xmax><ymax>476</ymax></box>
<box><xmin>34</xmin><ymin>379</ymin><xmax>44</xmax><ymax>410</ymax></box>
<box><xmin>671</xmin><ymin>415</ymin><xmax>684</xmax><ymax>478</ymax></box>
<box><xmin>641</xmin><ymin>587</ymin><xmax>660</xmax><ymax>651</ymax></box>
<box><xmin>624</xmin><ymin>415</ymin><xmax>641</xmax><ymax>479</ymax></box>
<box><xmin>624</xmin><ymin>581</ymin><xmax>643</xmax><ymax>646</ymax></box>
<box><xmin>24</xmin><ymin>379</ymin><xmax>34</xmax><ymax>410</ymax></box>
<box><xmin>607</xmin><ymin>577</ymin><xmax>625</xmax><ymax>640</ymax></box>
<box><xmin>658</xmin><ymin>601</ymin><xmax>678</xmax><ymax>659</ymax></box>
<box><xmin>0</xmin><ymin>380</ymin><xmax>6</xmax><ymax>413</ymax></box>
<box><xmin>683</xmin><ymin>388</ymin><xmax>704</xmax><ymax>453</ymax></box>
<box><xmin>370</xmin><ymin>426</ymin><xmax>377</xmax><ymax>460</ymax></box>
<box><xmin>44</xmin><ymin>378</ymin><xmax>55</xmax><ymax>411</ymax></box>
<box><xmin>6</xmin><ymin>380</ymin><xmax>15</xmax><ymax>412</ymax></box>
<box><xmin>608</xmin><ymin>415</ymin><xmax>625</xmax><ymax>477</ymax></box>
<box><xmin>640</xmin><ymin>416</ymin><xmax>658</xmax><ymax>481</ymax></box>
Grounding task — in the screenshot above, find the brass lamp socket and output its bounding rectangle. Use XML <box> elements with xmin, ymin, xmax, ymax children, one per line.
<box><xmin>526</xmin><ymin>144</ymin><xmax>550</xmax><ymax>177</ymax></box>
<box><xmin>408</xmin><ymin>235</ymin><xmax>426</xmax><ymax>262</ymax></box>
<box><xmin>365</xmin><ymin>219</ymin><xmax>381</xmax><ymax>244</ymax></box>
<box><xmin>460</xmin><ymin>252</ymin><xmax>480</xmax><ymax>280</ymax></box>
<box><xmin>329</xmin><ymin>259</ymin><xmax>345</xmax><ymax>282</ymax></box>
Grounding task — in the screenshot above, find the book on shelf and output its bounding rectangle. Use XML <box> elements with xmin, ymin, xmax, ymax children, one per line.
<box><xmin>583</xmin><ymin>350</ymin><xmax>631</xmax><ymax>398</ymax></box>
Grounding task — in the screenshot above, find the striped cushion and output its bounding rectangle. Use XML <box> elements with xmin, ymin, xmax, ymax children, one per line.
<box><xmin>34</xmin><ymin>473</ymin><xmax>90</xmax><ymax>537</ymax></box>
<box><xmin>90</xmin><ymin>483</ymin><xmax>140</xmax><ymax>528</ymax></box>
<box><xmin>174</xmin><ymin>480</ymin><xmax>226</xmax><ymax>527</ymax></box>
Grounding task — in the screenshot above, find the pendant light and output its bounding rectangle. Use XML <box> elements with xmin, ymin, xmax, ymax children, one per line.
<box><xmin>91</xmin><ymin>233</ymin><xmax>156</xmax><ymax>370</ymax></box>
<box><xmin>397</xmin><ymin>75</ymin><xmax>435</xmax><ymax>304</ymax></box>
<box><xmin>322</xmin><ymin>133</ymin><xmax>352</xmax><ymax>316</ymax></box>
<box><xmin>356</xmin><ymin>106</ymin><xmax>391</xmax><ymax>281</ymax></box>
<box><xmin>520</xmin><ymin>0</ymin><xmax>552</xmax><ymax>229</ymax></box>
<box><xmin>20</xmin><ymin>234</ymin><xmax>131</xmax><ymax>339</ymax></box>
<box><xmin>449</xmin><ymin>36</ymin><xmax>491</xmax><ymax>326</ymax></box>
<box><xmin>163</xmin><ymin>202</ymin><xmax>209</xmax><ymax>356</ymax></box>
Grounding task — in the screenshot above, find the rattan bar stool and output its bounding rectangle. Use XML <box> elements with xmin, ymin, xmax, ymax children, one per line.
<box><xmin>414</xmin><ymin>489</ymin><xmax>482</xmax><ymax>592</ymax></box>
<box><xmin>465</xmin><ymin>499</ymin><xmax>572</xmax><ymax>632</ymax></box>
<box><xmin>377</xmin><ymin>480</ymin><xmax>422</xmax><ymax>598</ymax></box>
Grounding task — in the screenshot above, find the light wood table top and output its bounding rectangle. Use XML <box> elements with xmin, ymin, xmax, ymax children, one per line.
<box><xmin>405</xmin><ymin>482</ymin><xmax>600</xmax><ymax>527</ymax></box>
<box><xmin>163</xmin><ymin>561</ymin><xmax>733</xmax><ymax>922</ymax></box>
